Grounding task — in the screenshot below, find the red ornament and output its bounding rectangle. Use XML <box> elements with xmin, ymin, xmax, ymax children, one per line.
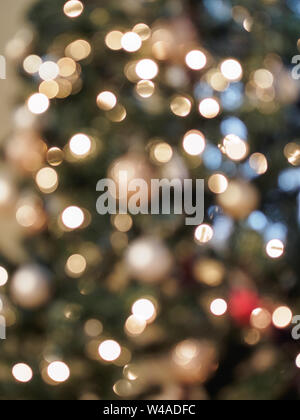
<box><xmin>228</xmin><ymin>289</ymin><xmax>260</xmax><ymax>326</ymax></box>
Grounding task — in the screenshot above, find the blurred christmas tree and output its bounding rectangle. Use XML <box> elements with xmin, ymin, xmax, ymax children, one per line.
<box><xmin>1</xmin><ymin>0</ymin><xmax>300</xmax><ymax>400</ymax></box>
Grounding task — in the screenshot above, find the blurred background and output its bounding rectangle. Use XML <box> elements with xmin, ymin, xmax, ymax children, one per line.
<box><xmin>1</xmin><ymin>0</ymin><xmax>300</xmax><ymax>401</ymax></box>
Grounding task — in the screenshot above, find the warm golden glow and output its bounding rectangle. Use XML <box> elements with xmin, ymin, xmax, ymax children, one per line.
<box><xmin>250</xmin><ymin>308</ymin><xmax>272</xmax><ymax>330</ymax></box>
<box><xmin>113</xmin><ymin>214</ymin><xmax>133</xmax><ymax>232</ymax></box>
<box><xmin>47</xmin><ymin>361</ymin><xmax>70</xmax><ymax>383</ymax></box>
<box><xmin>249</xmin><ymin>153</ymin><xmax>268</xmax><ymax>174</ymax></box>
<box><xmin>23</xmin><ymin>55</ymin><xmax>42</xmax><ymax>74</ymax></box>
<box><xmin>210</xmin><ymin>299</ymin><xmax>227</xmax><ymax>316</ymax></box>
<box><xmin>254</xmin><ymin>69</ymin><xmax>274</xmax><ymax>89</ymax></box>
<box><xmin>136</xmin><ymin>59</ymin><xmax>158</xmax><ymax>80</ymax></box>
<box><xmin>195</xmin><ymin>224</ymin><xmax>214</xmax><ymax>244</ymax></box>
<box><xmin>199</xmin><ymin>98</ymin><xmax>220</xmax><ymax>119</ymax></box>
<box><xmin>27</xmin><ymin>93</ymin><xmax>50</xmax><ymax>114</ymax></box>
<box><xmin>284</xmin><ymin>142</ymin><xmax>300</xmax><ymax>166</ymax></box>
<box><xmin>121</xmin><ymin>32</ymin><xmax>142</xmax><ymax>52</ymax></box>
<box><xmin>185</xmin><ymin>50</ymin><xmax>207</xmax><ymax>70</ymax></box>
<box><xmin>0</xmin><ymin>266</ymin><xmax>8</xmax><ymax>286</ymax></box>
<box><xmin>221</xmin><ymin>59</ymin><xmax>243</xmax><ymax>81</ymax></box>
<box><xmin>208</xmin><ymin>174</ymin><xmax>228</xmax><ymax>194</ymax></box>
<box><xmin>39</xmin><ymin>80</ymin><xmax>59</xmax><ymax>99</ymax></box>
<box><xmin>153</xmin><ymin>142</ymin><xmax>173</xmax><ymax>163</ymax></box>
<box><xmin>96</xmin><ymin>91</ymin><xmax>117</xmax><ymax>111</ymax></box>
<box><xmin>132</xmin><ymin>23</ymin><xmax>151</xmax><ymax>41</ymax></box>
<box><xmin>183</xmin><ymin>130</ymin><xmax>206</xmax><ymax>156</ymax></box>
<box><xmin>132</xmin><ymin>298</ymin><xmax>156</xmax><ymax>322</ymax></box>
<box><xmin>65</xmin><ymin>39</ymin><xmax>91</xmax><ymax>61</ymax></box>
<box><xmin>98</xmin><ymin>340</ymin><xmax>121</xmax><ymax>362</ymax></box>
<box><xmin>57</xmin><ymin>57</ymin><xmax>77</xmax><ymax>77</ymax></box>
<box><xmin>66</xmin><ymin>254</ymin><xmax>87</xmax><ymax>277</ymax></box>
<box><xmin>16</xmin><ymin>205</ymin><xmax>38</xmax><ymax>228</ymax></box>
<box><xmin>47</xmin><ymin>147</ymin><xmax>64</xmax><ymax>166</ymax></box>
<box><xmin>266</xmin><ymin>239</ymin><xmax>284</xmax><ymax>259</ymax></box>
<box><xmin>170</xmin><ymin>96</ymin><xmax>192</xmax><ymax>117</ymax></box>
<box><xmin>63</xmin><ymin>0</ymin><xmax>84</xmax><ymax>18</ymax></box>
<box><xmin>105</xmin><ymin>31</ymin><xmax>123</xmax><ymax>51</ymax></box>
<box><xmin>272</xmin><ymin>306</ymin><xmax>292</xmax><ymax>329</ymax></box>
<box><xmin>223</xmin><ymin>134</ymin><xmax>248</xmax><ymax>161</ymax></box>
<box><xmin>107</xmin><ymin>104</ymin><xmax>127</xmax><ymax>122</ymax></box>
<box><xmin>39</xmin><ymin>61</ymin><xmax>59</xmax><ymax>81</ymax></box>
<box><xmin>12</xmin><ymin>363</ymin><xmax>33</xmax><ymax>383</ymax></box>
<box><xmin>69</xmin><ymin>133</ymin><xmax>92</xmax><ymax>157</ymax></box>
<box><xmin>62</xmin><ymin>206</ymin><xmax>85</xmax><ymax>229</ymax></box>
<box><xmin>125</xmin><ymin>315</ymin><xmax>146</xmax><ymax>336</ymax></box>
<box><xmin>35</xmin><ymin>167</ymin><xmax>58</xmax><ymax>193</ymax></box>
<box><xmin>84</xmin><ymin>319</ymin><xmax>103</xmax><ymax>337</ymax></box>
<box><xmin>136</xmin><ymin>80</ymin><xmax>155</xmax><ymax>98</ymax></box>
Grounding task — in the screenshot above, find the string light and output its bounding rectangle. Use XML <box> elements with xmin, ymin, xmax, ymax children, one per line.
<box><xmin>132</xmin><ymin>23</ymin><xmax>151</xmax><ymax>41</ymax></box>
<box><xmin>0</xmin><ymin>266</ymin><xmax>8</xmax><ymax>286</ymax></box>
<box><xmin>249</xmin><ymin>153</ymin><xmax>268</xmax><ymax>174</ymax></box>
<box><xmin>266</xmin><ymin>239</ymin><xmax>284</xmax><ymax>259</ymax></box>
<box><xmin>183</xmin><ymin>130</ymin><xmax>206</xmax><ymax>156</ymax></box>
<box><xmin>136</xmin><ymin>80</ymin><xmax>155</xmax><ymax>98</ymax></box>
<box><xmin>170</xmin><ymin>96</ymin><xmax>192</xmax><ymax>117</ymax></box>
<box><xmin>12</xmin><ymin>363</ymin><xmax>33</xmax><ymax>383</ymax></box>
<box><xmin>39</xmin><ymin>61</ymin><xmax>59</xmax><ymax>81</ymax></box>
<box><xmin>27</xmin><ymin>93</ymin><xmax>49</xmax><ymax>114</ymax></box>
<box><xmin>105</xmin><ymin>31</ymin><xmax>123</xmax><ymax>51</ymax></box>
<box><xmin>69</xmin><ymin>133</ymin><xmax>92</xmax><ymax>157</ymax></box>
<box><xmin>47</xmin><ymin>361</ymin><xmax>70</xmax><ymax>383</ymax></box>
<box><xmin>295</xmin><ymin>354</ymin><xmax>300</xmax><ymax>369</ymax></box>
<box><xmin>253</xmin><ymin>69</ymin><xmax>274</xmax><ymax>89</ymax></box>
<box><xmin>220</xmin><ymin>59</ymin><xmax>243</xmax><ymax>81</ymax></box>
<box><xmin>97</xmin><ymin>91</ymin><xmax>117</xmax><ymax>111</ymax></box>
<box><xmin>121</xmin><ymin>32</ymin><xmax>142</xmax><ymax>52</ymax></box>
<box><xmin>98</xmin><ymin>340</ymin><xmax>121</xmax><ymax>362</ymax></box>
<box><xmin>199</xmin><ymin>98</ymin><xmax>220</xmax><ymax>119</ymax></box>
<box><xmin>208</xmin><ymin>174</ymin><xmax>228</xmax><ymax>194</ymax></box>
<box><xmin>250</xmin><ymin>308</ymin><xmax>272</xmax><ymax>330</ymax></box>
<box><xmin>62</xmin><ymin>206</ymin><xmax>85</xmax><ymax>229</ymax></box>
<box><xmin>153</xmin><ymin>142</ymin><xmax>173</xmax><ymax>163</ymax></box>
<box><xmin>195</xmin><ymin>224</ymin><xmax>214</xmax><ymax>244</ymax></box>
<box><xmin>223</xmin><ymin>134</ymin><xmax>248</xmax><ymax>161</ymax></box>
<box><xmin>63</xmin><ymin>1</ymin><xmax>84</xmax><ymax>18</ymax></box>
<box><xmin>23</xmin><ymin>55</ymin><xmax>42</xmax><ymax>74</ymax></box>
<box><xmin>132</xmin><ymin>299</ymin><xmax>156</xmax><ymax>322</ymax></box>
<box><xmin>185</xmin><ymin>50</ymin><xmax>207</xmax><ymax>70</ymax></box>
<box><xmin>66</xmin><ymin>254</ymin><xmax>87</xmax><ymax>277</ymax></box>
<box><xmin>35</xmin><ymin>167</ymin><xmax>58</xmax><ymax>194</ymax></box>
<box><xmin>210</xmin><ymin>299</ymin><xmax>227</xmax><ymax>316</ymax></box>
<box><xmin>135</xmin><ymin>59</ymin><xmax>158</xmax><ymax>80</ymax></box>
<box><xmin>272</xmin><ymin>306</ymin><xmax>292</xmax><ymax>329</ymax></box>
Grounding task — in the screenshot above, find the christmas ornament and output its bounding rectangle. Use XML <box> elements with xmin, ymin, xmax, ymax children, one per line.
<box><xmin>125</xmin><ymin>237</ymin><xmax>173</xmax><ymax>283</ymax></box>
<box><xmin>228</xmin><ymin>289</ymin><xmax>260</xmax><ymax>326</ymax></box>
<box><xmin>10</xmin><ymin>264</ymin><xmax>52</xmax><ymax>309</ymax></box>
<box><xmin>217</xmin><ymin>180</ymin><xmax>260</xmax><ymax>220</ymax></box>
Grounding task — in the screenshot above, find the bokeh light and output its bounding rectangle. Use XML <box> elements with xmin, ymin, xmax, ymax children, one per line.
<box><xmin>272</xmin><ymin>306</ymin><xmax>292</xmax><ymax>329</ymax></box>
<box><xmin>12</xmin><ymin>363</ymin><xmax>33</xmax><ymax>383</ymax></box>
<box><xmin>27</xmin><ymin>93</ymin><xmax>49</xmax><ymax>114</ymax></box>
<box><xmin>62</xmin><ymin>206</ymin><xmax>85</xmax><ymax>230</ymax></box>
<box><xmin>98</xmin><ymin>340</ymin><xmax>121</xmax><ymax>362</ymax></box>
<box><xmin>47</xmin><ymin>361</ymin><xmax>70</xmax><ymax>383</ymax></box>
<box><xmin>185</xmin><ymin>50</ymin><xmax>207</xmax><ymax>70</ymax></box>
<box><xmin>183</xmin><ymin>130</ymin><xmax>206</xmax><ymax>156</ymax></box>
<box><xmin>210</xmin><ymin>299</ymin><xmax>227</xmax><ymax>316</ymax></box>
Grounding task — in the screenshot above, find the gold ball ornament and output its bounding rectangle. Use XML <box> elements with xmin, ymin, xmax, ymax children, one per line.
<box><xmin>10</xmin><ymin>264</ymin><xmax>52</xmax><ymax>309</ymax></box>
<box><xmin>125</xmin><ymin>237</ymin><xmax>173</xmax><ymax>283</ymax></box>
<box><xmin>217</xmin><ymin>180</ymin><xmax>260</xmax><ymax>220</ymax></box>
